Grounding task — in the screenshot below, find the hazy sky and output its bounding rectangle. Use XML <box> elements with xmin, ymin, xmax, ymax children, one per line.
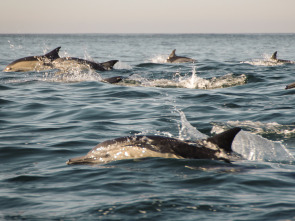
<box><xmin>1</xmin><ymin>0</ymin><xmax>294</xmax><ymax>33</ymax></box>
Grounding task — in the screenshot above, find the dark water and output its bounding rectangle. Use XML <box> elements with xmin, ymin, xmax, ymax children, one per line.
<box><xmin>1</xmin><ymin>34</ymin><xmax>295</xmax><ymax>220</ymax></box>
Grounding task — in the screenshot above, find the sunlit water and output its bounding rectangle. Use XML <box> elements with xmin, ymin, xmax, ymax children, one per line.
<box><xmin>1</xmin><ymin>34</ymin><xmax>295</xmax><ymax>220</ymax></box>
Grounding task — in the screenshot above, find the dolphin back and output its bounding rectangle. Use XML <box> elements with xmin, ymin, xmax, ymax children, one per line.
<box><xmin>206</xmin><ymin>127</ymin><xmax>242</xmax><ymax>152</ymax></box>
<box><xmin>166</xmin><ymin>49</ymin><xmax>196</xmax><ymax>63</ymax></box>
<box><xmin>102</xmin><ymin>76</ymin><xmax>124</xmax><ymax>84</ymax></box>
<box><xmin>44</xmin><ymin>47</ymin><xmax>61</xmax><ymax>61</ymax></box>
<box><xmin>271</xmin><ymin>51</ymin><xmax>277</xmax><ymax>60</ymax></box>
<box><xmin>168</xmin><ymin>49</ymin><xmax>176</xmax><ymax>59</ymax></box>
<box><xmin>100</xmin><ymin>60</ymin><xmax>119</xmax><ymax>70</ymax></box>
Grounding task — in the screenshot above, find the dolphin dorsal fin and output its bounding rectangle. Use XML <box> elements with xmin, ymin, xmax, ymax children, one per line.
<box><xmin>101</xmin><ymin>60</ymin><xmax>119</xmax><ymax>70</ymax></box>
<box><xmin>271</xmin><ymin>51</ymin><xmax>277</xmax><ymax>60</ymax></box>
<box><xmin>169</xmin><ymin>49</ymin><xmax>176</xmax><ymax>58</ymax></box>
<box><xmin>44</xmin><ymin>47</ymin><xmax>61</xmax><ymax>60</ymax></box>
<box><xmin>206</xmin><ymin>127</ymin><xmax>241</xmax><ymax>152</ymax></box>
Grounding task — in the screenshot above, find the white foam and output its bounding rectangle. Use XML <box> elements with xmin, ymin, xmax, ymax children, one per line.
<box><xmin>43</xmin><ymin>70</ymin><xmax>103</xmax><ymax>83</ymax></box>
<box><xmin>123</xmin><ymin>66</ymin><xmax>246</xmax><ymax>89</ymax></box>
<box><xmin>149</xmin><ymin>54</ymin><xmax>168</xmax><ymax>63</ymax></box>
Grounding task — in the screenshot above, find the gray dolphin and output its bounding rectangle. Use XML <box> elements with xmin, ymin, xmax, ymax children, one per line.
<box><xmin>3</xmin><ymin>47</ymin><xmax>61</xmax><ymax>72</ymax></box>
<box><xmin>102</xmin><ymin>76</ymin><xmax>124</xmax><ymax>84</ymax></box>
<box><xmin>166</xmin><ymin>49</ymin><xmax>196</xmax><ymax>63</ymax></box>
<box><xmin>285</xmin><ymin>82</ymin><xmax>295</xmax><ymax>90</ymax></box>
<box><xmin>52</xmin><ymin>57</ymin><xmax>118</xmax><ymax>72</ymax></box>
<box><xmin>67</xmin><ymin>127</ymin><xmax>241</xmax><ymax>165</ymax></box>
<box><xmin>271</xmin><ymin>51</ymin><xmax>293</xmax><ymax>64</ymax></box>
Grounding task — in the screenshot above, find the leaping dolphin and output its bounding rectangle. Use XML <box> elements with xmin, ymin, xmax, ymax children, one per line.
<box><xmin>67</xmin><ymin>127</ymin><xmax>241</xmax><ymax>165</ymax></box>
<box><xmin>52</xmin><ymin>57</ymin><xmax>118</xmax><ymax>72</ymax></box>
<box><xmin>166</xmin><ymin>49</ymin><xmax>196</xmax><ymax>63</ymax></box>
<box><xmin>3</xmin><ymin>47</ymin><xmax>61</xmax><ymax>72</ymax></box>
<box><xmin>270</xmin><ymin>51</ymin><xmax>293</xmax><ymax>64</ymax></box>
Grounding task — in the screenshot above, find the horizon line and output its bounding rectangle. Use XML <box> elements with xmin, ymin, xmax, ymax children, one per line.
<box><xmin>0</xmin><ymin>32</ymin><xmax>294</xmax><ymax>35</ymax></box>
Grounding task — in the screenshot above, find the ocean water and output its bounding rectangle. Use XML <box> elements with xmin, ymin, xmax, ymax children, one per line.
<box><xmin>1</xmin><ymin>34</ymin><xmax>295</xmax><ymax>220</ymax></box>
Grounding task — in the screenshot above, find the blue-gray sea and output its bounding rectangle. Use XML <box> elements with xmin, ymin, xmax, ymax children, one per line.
<box><xmin>1</xmin><ymin>34</ymin><xmax>295</xmax><ymax>220</ymax></box>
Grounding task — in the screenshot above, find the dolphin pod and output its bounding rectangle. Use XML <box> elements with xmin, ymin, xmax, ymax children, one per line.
<box><xmin>3</xmin><ymin>47</ymin><xmax>118</xmax><ymax>73</ymax></box>
<box><xmin>3</xmin><ymin>48</ymin><xmax>294</xmax><ymax>89</ymax></box>
<box><xmin>67</xmin><ymin>127</ymin><xmax>242</xmax><ymax>165</ymax></box>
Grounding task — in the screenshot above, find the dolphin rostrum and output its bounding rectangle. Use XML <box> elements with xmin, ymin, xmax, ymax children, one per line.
<box><xmin>52</xmin><ymin>57</ymin><xmax>118</xmax><ymax>72</ymax></box>
<box><xmin>166</xmin><ymin>49</ymin><xmax>196</xmax><ymax>63</ymax></box>
<box><xmin>3</xmin><ymin>47</ymin><xmax>61</xmax><ymax>72</ymax></box>
<box><xmin>270</xmin><ymin>51</ymin><xmax>293</xmax><ymax>64</ymax></box>
<box><xmin>67</xmin><ymin>127</ymin><xmax>241</xmax><ymax>165</ymax></box>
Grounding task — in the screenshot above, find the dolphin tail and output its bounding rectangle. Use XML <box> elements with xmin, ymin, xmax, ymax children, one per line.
<box><xmin>285</xmin><ymin>82</ymin><xmax>295</xmax><ymax>90</ymax></box>
<box><xmin>271</xmin><ymin>51</ymin><xmax>277</xmax><ymax>60</ymax></box>
<box><xmin>101</xmin><ymin>60</ymin><xmax>119</xmax><ymax>70</ymax></box>
<box><xmin>102</xmin><ymin>76</ymin><xmax>124</xmax><ymax>84</ymax></box>
<box><xmin>168</xmin><ymin>49</ymin><xmax>176</xmax><ymax>58</ymax></box>
<box><xmin>44</xmin><ymin>47</ymin><xmax>61</xmax><ymax>61</ymax></box>
<box><xmin>206</xmin><ymin>127</ymin><xmax>242</xmax><ymax>152</ymax></box>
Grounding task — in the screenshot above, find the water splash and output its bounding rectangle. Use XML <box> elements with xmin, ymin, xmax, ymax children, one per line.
<box><xmin>176</xmin><ymin>109</ymin><xmax>208</xmax><ymax>140</ymax></box>
<box><xmin>232</xmin><ymin>130</ymin><xmax>295</xmax><ymax>162</ymax></box>
<box><xmin>211</xmin><ymin>121</ymin><xmax>295</xmax><ymax>163</ymax></box>
<box><xmin>113</xmin><ymin>61</ymin><xmax>132</xmax><ymax>70</ymax></box>
<box><xmin>176</xmin><ymin>112</ymin><xmax>295</xmax><ymax>162</ymax></box>
<box><xmin>149</xmin><ymin>54</ymin><xmax>168</xmax><ymax>63</ymax></box>
<box><xmin>122</xmin><ymin>66</ymin><xmax>246</xmax><ymax>89</ymax></box>
<box><xmin>135</xmin><ymin>130</ymin><xmax>174</xmax><ymax>138</ymax></box>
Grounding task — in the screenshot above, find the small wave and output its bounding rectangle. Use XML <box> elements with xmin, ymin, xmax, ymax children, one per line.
<box><xmin>241</xmin><ymin>53</ymin><xmax>293</xmax><ymax>66</ymax></box>
<box><xmin>211</xmin><ymin>120</ymin><xmax>295</xmax><ymax>138</ymax></box>
<box><xmin>122</xmin><ymin>67</ymin><xmax>246</xmax><ymax>89</ymax></box>
<box><xmin>42</xmin><ymin>70</ymin><xmax>103</xmax><ymax>83</ymax></box>
<box><xmin>242</xmin><ymin>60</ymin><xmax>283</xmax><ymax>66</ymax></box>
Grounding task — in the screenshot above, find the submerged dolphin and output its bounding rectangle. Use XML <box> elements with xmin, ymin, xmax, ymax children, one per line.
<box><xmin>67</xmin><ymin>127</ymin><xmax>241</xmax><ymax>165</ymax></box>
<box><xmin>270</xmin><ymin>51</ymin><xmax>293</xmax><ymax>64</ymax></box>
<box><xmin>102</xmin><ymin>76</ymin><xmax>124</xmax><ymax>84</ymax></box>
<box><xmin>52</xmin><ymin>57</ymin><xmax>118</xmax><ymax>72</ymax></box>
<box><xmin>3</xmin><ymin>47</ymin><xmax>61</xmax><ymax>72</ymax></box>
<box><xmin>166</xmin><ymin>49</ymin><xmax>196</xmax><ymax>63</ymax></box>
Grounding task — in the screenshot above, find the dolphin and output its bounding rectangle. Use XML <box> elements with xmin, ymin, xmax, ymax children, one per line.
<box><xmin>67</xmin><ymin>127</ymin><xmax>241</xmax><ymax>165</ymax></box>
<box><xmin>270</xmin><ymin>51</ymin><xmax>293</xmax><ymax>64</ymax></box>
<box><xmin>166</xmin><ymin>49</ymin><xmax>196</xmax><ymax>63</ymax></box>
<box><xmin>285</xmin><ymin>82</ymin><xmax>295</xmax><ymax>90</ymax></box>
<box><xmin>102</xmin><ymin>76</ymin><xmax>124</xmax><ymax>84</ymax></box>
<box><xmin>52</xmin><ymin>57</ymin><xmax>118</xmax><ymax>72</ymax></box>
<box><xmin>3</xmin><ymin>47</ymin><xmax>61</xmax><ymax>72</ymax></box>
